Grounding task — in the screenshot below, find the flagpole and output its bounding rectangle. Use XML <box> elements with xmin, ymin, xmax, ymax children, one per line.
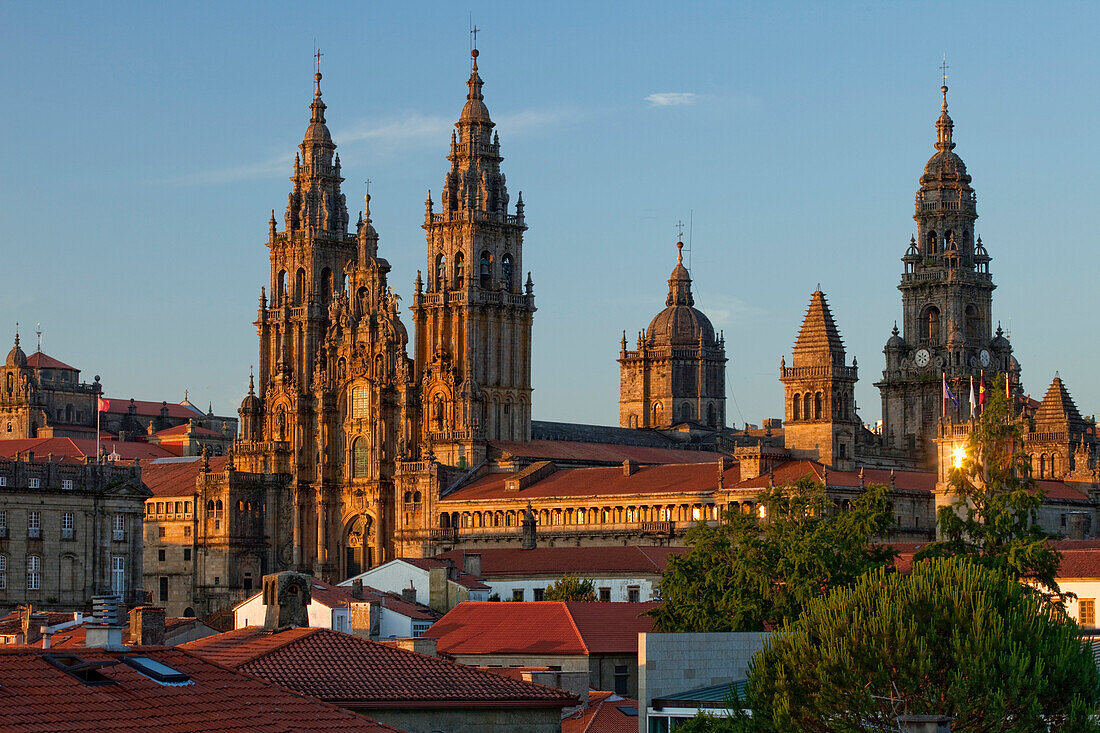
<box><xmin>96</xmin><ymin>398</ymin><xmax>101</xmax><ymax>462</ymax></box>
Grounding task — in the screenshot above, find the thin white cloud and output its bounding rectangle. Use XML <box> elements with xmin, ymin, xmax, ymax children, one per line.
<box><xmin>645</xmin><ymin>92</ymin><xmax>698</xmax><ymax>107</ymax></box>
<box><xmin>168</xmin><ymin>153</ymin><xmax>293</xmax><ymax>186</ymax></box>
<box><xmin>171</xmin><ymin>106</ymin><xmax>576</xmax><ymax>185</ymax></box>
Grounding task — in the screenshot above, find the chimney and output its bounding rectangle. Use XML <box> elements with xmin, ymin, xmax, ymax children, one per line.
<box><xmin>463</xmin><ymin>552</ymin><xmax>482</xmax><ymax>578</ymax></box>
<box><xmin>19</xmin><ymin>605</ymin><xmax>45</xmax><ymax>645</ymax></box>
<box><xmin>896</xmin><ymin>715</ymin><xmax>951</xmax><ymax>733</ymax></box>
<box><xmin>262</xmin><ymin>571</ymin><xmax>313</xmax><ymax>631</ymax></box>
<box><xmin>351</xmin><ymin>579</ymin><xmax>364</xmax><ymax>600</ymax></box>
<box><xmin>401</xmin><ymin>588</ymin><xmax>417</xmax><ymax>604</ymax></box>
<box><xmin>623</xmin><ymin>459</ymin><xmax>638</xmax><ymax>476</ymax></box>
<box><xmin>85</xmin><ymin>595</ymin><xmax>128</xmax><ymax>651</ymax></box>
<box><xmin>130</xmin><ymin>606</ymin><xmax>166</xmax><ymax>646</ymax></box>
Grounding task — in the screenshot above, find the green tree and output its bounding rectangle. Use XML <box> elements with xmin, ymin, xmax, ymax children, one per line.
<box><xmin>648</xmin><ymin>476</ymin><xmax>896</xmax><ymax>632</ymax></box>
<box><xmin>745</xmin><ymin>558</ymin><xmax>1100</xmax><ymax>732</ymax></box>
<box><xmin>543</xmin><ymin>574</ymin><xmax>598</xmax><ymax>602</ymax></box>
<box><xmin>915</xmin><ymin>386</ymin><xmax>1063</xmax><ymax>602</ymax></box>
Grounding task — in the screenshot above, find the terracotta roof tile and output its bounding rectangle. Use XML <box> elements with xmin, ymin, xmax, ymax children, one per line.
<box><xmin>103</xmin><ymin>398</ymin><xmax>206</xmax><ymax>420</ymax></box>
<box><xmin>491</xmin><ymin>440</ymin><xmax>724</xmax><ymax>465</ymax></box>
<box><xmin>423</xmin><ymin>602</ymin><xmax>657</xmax><ymax>656</ymax></box>
<box><xmin>0</xmin><ymin>646</ymin><xmax>397</xmax><ymax>731</ymax></box>
<box><xmin>434</xmin><ymin>546</ymin><xmax>686</xmax><ymax>577</ymax></box>
<box><xmin>25</xmin><ymin>351</ymin><xmax>77</xmax><ymax>370</ymax></box>
<box><xmin>231</xmin><ymin>578</ymin><xmax>440</xmax><ymax>622</ymax></box>
<box><xmin>183</xmin><ymin>627</ymin><xmax>575</xmax><ymax>708</ymax></box>
<box><xmin>0</xmin><ymin>437</ymin><xmax>175</xmax><ymax>462</ymax></box>
<box><xmin>155</xmin><ymin>423</ymin><xmax>223</xmax><ymax>438</ymax></box>
<box><xmin>443</xmin><ymin>462</ymin><xmax>738</xmax><ymax>502</ymax></box>
<box><xmin>142</xmin><ymin>456</ymin><xmax>229</xmax><ymax>497</ymax></box>
<box><xmin>563</xmin><ymin>691</ymin><xmax>640</xmax><ymax>733</ymax></box>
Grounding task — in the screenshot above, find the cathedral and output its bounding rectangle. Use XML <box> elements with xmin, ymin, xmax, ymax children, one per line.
<box><xmin>141</xmin><ymin>51</ymin><xmax>1099</xmax><ymax>615</ymax></box>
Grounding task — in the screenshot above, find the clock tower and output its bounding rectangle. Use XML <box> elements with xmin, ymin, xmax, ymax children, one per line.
<box><xmin>875</xmin><ymin>81</ymin><xmax>1019</xmax><ymax>463</ymax></box>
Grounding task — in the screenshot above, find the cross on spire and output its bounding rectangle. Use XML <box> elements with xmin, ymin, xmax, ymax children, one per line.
<box><xmin>940</xmin><ymin>54</ymin><xmax>949</xmax><ymax>86</ymax></box>
<box><xmin>315</xmin><ymin>48</ymin><xmax>324</xmax><ymax>73</ymax></box>
<box><xmin>471</xmin><ymin>24</ymin><xmax>479</xmax><ymax>50</ymax></box>
<box><xmin>676</xmin><ymin>219</ymin><xmax>685</xmax><ymax>241</ymax></box>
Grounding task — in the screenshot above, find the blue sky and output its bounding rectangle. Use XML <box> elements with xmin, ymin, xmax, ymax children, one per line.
<box><xmin>2</xmin><ymin>1</ymin><xmax>1097</xmax><ymax>426</ymax></box>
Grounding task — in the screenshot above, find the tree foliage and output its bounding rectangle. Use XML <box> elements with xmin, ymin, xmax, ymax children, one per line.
<box><xmin>745</xmin><ymin>557</ymin><xmax>1100</xmax><ymax>732</ymax></box>
<box><xmin>648</xmin><ymin>477</ymin><xmax>896</xmax><ymax>632</ymax></box>
<box><xmin>543</xmin><ymin>574</ymin><xmax>598</xmax><ymax>602</ymax></box>
<box><xmin>915</xmin><ymin>387</ymin><xmax>1063</xmax><ymax>602</ymax></box>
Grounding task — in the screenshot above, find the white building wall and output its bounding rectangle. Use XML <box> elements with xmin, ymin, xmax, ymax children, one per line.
<box><xmin>338</xmin><ymin>561</ymin><xmax>431</xmax><ymax>605</ymax></box>
<box><xmin>487</xmin><ymin>575</ymin><xmax>659</xmax><ymax>602</ymax></box>
<box><xmin>233</xmin><ymin>593</ymin><xmax>347</xmax><ymax>631</ymax></box>
<box><xmin>1056</xmin><ymin>579</ymin><xmax>1100</xmax><ymax>629</ymax></box>
<box><xmin>377</xmin><ymin>606</ymin><xmax>414</xmax><ymax>639</ymax></box>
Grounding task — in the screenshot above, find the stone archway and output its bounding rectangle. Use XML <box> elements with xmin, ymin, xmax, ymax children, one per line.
<box><xmin>343</xmin><ymin>514</ymin><xmax>374</xmax><ymax>579</ymax></box>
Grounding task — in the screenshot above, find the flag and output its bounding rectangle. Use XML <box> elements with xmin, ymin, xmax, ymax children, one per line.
<box><xmin>969</xmin><ymin>376</ymin><xmax>977</xmax><ymax>413</ymax></box>
<box><xmin>942</xmin><ymin>373</ymin><xmax>959</xmax><ymax>408</ymax></box>
<box><xmin>97</xmin><ymin>397</ymin><xmax>110</xmax><ymax>412</ymax></box>
<box><xmin>978</xmin><ymin>375</ymin><xmax>987</xmax><ymax>406</ymax></box>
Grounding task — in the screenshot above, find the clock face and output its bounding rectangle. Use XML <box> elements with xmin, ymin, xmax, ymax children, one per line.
<box><xmin>914</xmin><ymin>349</ymin><xmax>931</xmax><ymax>368</ymax></box>
<box><xmin>979</xmin><ymin>349</ymin><xmax>991</xmax><ymax>367</ymax></box>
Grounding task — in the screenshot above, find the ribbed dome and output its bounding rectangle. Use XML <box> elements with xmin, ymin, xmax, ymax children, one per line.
<box><xmin>303</xmin><ymin>72</ymin><xmax>332</xmax><ymax>144</ymax></box>
<box><xmin>239</xmin><ymin>374</ymin><xmax>261</xmax><ymax>414</ymax></box>
<box><xmin>304</xmin><ymin>120</ymin><xmax>332</xmax><ymax>144</ymax></box>
<box><xmin>460</xmin><ymin>53</ymin><xmax>492</xmax><ymax>124</ymax></box>
<box><xmin>647</xmin><ymin>305</ymin><xmax>716</xmax><ymax>347</ymax></box>
<box><xmin>921</xmin><ymin>150</ymin><xmax>970</xmax><ymax>184</ymax></box>
<box><xmin>645</xmin><ymin>241</ymin><xmax>717</xmax><ymax>347</ymax></box>
<box><xmin>6</xmin><ymin>335</ymin><xmax>26</xmax><ymax>367</ymax></box>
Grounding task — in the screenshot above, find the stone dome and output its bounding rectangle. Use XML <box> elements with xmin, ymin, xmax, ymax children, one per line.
<box><xmin>304</xmin><ymin>119</ymin><xmax>332</xmax><ymax>144</ymax></box>
<box><xmin>921</xmin><ymin>149</ymin><xmax>970</xmax><ymax>185</ymax></box>
<box><xmin>647</xmin><ymin>304</ymin><xmax>716</xmax><ymax>347</ymax></box>
<box><xmin>5</xmin><ymin>335</ymin><xmax>26</xmax><ymax>367</ymax></box>
<box><xmin>239</xmin><ymin>374</ymin><xmax>261</xmax><ymax>414</ymax></box>
<box><xmin>645</xmin><ymin>243</ymin><xmax>717</xmax><ymax>348</ymax></box>
<box><xmin>886</xmin><ymin>323</ymin><xmax>905</xmax><ymax>350</ymax></box>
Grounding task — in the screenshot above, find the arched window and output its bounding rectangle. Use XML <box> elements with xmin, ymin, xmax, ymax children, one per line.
<box><xmin>352</xmin><ymin>437</ymin><xmax>370</xmax><ymax>478</ymax></box>
<box><xmin>501</xmin><ymin>254</ymin><xmax>514</xmax><ymax>292</ymax></box>
<box><xmin>965</xmin><ymin>304</ymin><xmax>980</xmax><ymax>340</ymax></box>
<box><xmin>413</xmin><ymin>491</ymin><xmax>421</xmax><ymax>503</ymax></box>
<box><xmin>4</xmin><ymin>373</ymin><xmax>11</xmax><ymax>393</ymax></box>
<box><xmin>454</xmin><ymin>252</ymin><xmax>465</xmax><ymax>288</ymax></box>
<box><xmin>1039</xmin><ymin>454</ymin><xmax>1047</xmax><ymax>478</ymax></box>
<box><xmin>652</xmin><ymin>403</ymin><xmax>662</xmax><ymax>426</ymax></box>
<box><xmin>924</xmin><ymin>306</ymin><xmax>941</xmax><ymax>343</ymax></box>
<box><xmin>707</xmin><ymin>404</ymin><xmax>716</xmax><ymax>428</ymax></box>
<box><xmin>803</xmin><ymin>393</ymin><xmax>812</xmax><ymax>421</ymax></box>
<box><xmin>926</xmin><ymin>231</ymin><xmax>937</xmax><ymax>255</ymax></box>
<box><xmin>1051</xmin><ymin>454</ymin><xmax>1059</xmax><ymax>478</ymax></box>
<box><xmin>404</xmin><ymin>491</ymin><xmax>412</xmax><ymax>503</ymax></box>
<box><xmin>480</xmin><ymin>251</ymin><xmax>492</xmax><ymax>289</ymax></box>
<box><xmin>439</xmin><ymin>513</ymin><xmax>450</xmax><ymax>529</ymax></box>
<box><xmin>65</xmin><ymin>404</ymin><xmax>73</xmax><ymax>423</ymax></box>
<box><xmin>215</xmin><ymin>500</ymin><xmax>223</xmax><ymax>518</ymax></box>
<box><xmin>680</xmin><ymin>403</ymin><xmax>692</xmax><ymax>422</ymax></box>
<box><xmin>206</xmin><ymin>500</ymin><xmax>215</xmax><ymax>517</ymax></box>
<box><xmin>321</xmin><ymin>267</ymin><xmax>333</xmax><ymax>299</ymax></box>
<box><xmin>814</xmin><ymin>392</ymin><xmax>823</xmax><ymax>420</ymax></box>
<box><xmin>295</xmin><ymin>268</ymin><xmax>307</xmax><ymax>305</ymax></box>
<box><xmin>277</xmin><ymin>270</ymin><xmax>287</xmax><ymax>303</ymax></box>
<box><xmin>435</xmin><ymin>254</ymin><xmax>446</xmax><ymax>290</ymax></box>
<box><xmin>792</xmin><ymin>397</ymin><xmax>801</xmax><ymax>421</ymax></box>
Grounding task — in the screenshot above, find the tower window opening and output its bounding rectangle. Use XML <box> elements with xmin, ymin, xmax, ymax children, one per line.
<box><xmin>501</xmin><ymin>254</ymin><xmax>514</xmax><ymax>292</ymax></box>
<box><xmin>295</xmin><ymin>268</ymin><xmax>307</xmax><ymax>305</ymax></box>
<box><xmin>965</xmin><ymin>304</ymin><xmax>980</xmax><ymax>340</ymax></box>
<box><xmin>926</xmin><ymin>231</ymin><xmax>937</xmax><ymax>256</ymax></box>
<box><xmin>277</xmin><ymin>270</ymin><xmax>287</xmax><ymax>304</ymax></box>
<box><xmin>923</xmin><ymin>306</ymin><xmax>941</xmax><ymax>344</ymax></box>
<box><xmin>814</xmin><ymin>392</ymin><xmax>822</xmax><ymax>420</ymax></box>
<box><xmin>803</xmin><ymin>393</ymin><xmax>812</xmax><ymax>421</ymax></box>
<box><xmin>480</xmin><ymin>251</ymin><xmax>492</xmax><ymax>289</ymax></box>
<box><xmin>792</xmin><ymin>397</ymin><xmax>801</xmax><ymax>421</ymax></box>
<box><xmin>435</xmin><ymin>254</ymin><xmax>446</xmax><ymax>291</ymax></box>
<box><xmin>454</xmin><ymin>252</ymin><xmax>464</xmax><ymax>289</ymax></box>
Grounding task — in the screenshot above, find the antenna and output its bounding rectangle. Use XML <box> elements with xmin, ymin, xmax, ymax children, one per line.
<box><xmin>688</xmin><ymin>209</ymin><xmax>694</xmax><ymax>271</ymax></box>
<box><xmin>35</xmin><ymin>322</ymin><xmax>41</xmax><ymax>352</ymax></box>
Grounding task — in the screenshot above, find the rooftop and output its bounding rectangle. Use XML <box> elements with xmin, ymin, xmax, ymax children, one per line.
<box><xmin>423</xmin><ymin>601</ymin><xmax>658</xmax><ymax>656</ymax></box>
<box><xmin>0</xmin><ymin>646</ymin><xmax>396</xmax><ymax>732</ymax></box>
<box><xmin>25</xmin><ymin>351</ymin><xmax>77</xmax><ymax>371</ymax></box>
<box><xmin>434</xmin><ymin>545</ymin><xmax>686</xmax><ymax>577</ymax></box>
<box><xmin>491</xmin><ymin>439</ymin><xmax>722</xmax><ymax>466</ymax></box>
<box><xmin>562</xmin><ymin>691</ymin><xmax>639</xmax><ymax>733</ymax></box>
<box><xmin>182</xmin><ymin>627</ymin><xmax>576</xmax><ymax>708</ymax></box>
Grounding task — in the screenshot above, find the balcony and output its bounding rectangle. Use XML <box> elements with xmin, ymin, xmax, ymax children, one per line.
<box><xmin>28</xmin><ymin>527</ymin><xmax>41</xmax><ymax>539</ymax></box>
<box><xmin>0</xmin><ymin>526</ymin><xmax>6</xmax><ymax>538</ymax></box>
<box><xmin>61</xmin><ymin>528</ymin><xmax>74</xmax><ymax>540</ymax></box>
<box><xmin>112</xmin><ymin>529</ymin><xmax>126</xmax><ymax>542</ymax></box>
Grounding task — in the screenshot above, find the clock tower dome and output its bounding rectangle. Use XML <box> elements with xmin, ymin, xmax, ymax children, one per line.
<box><xmin>875</xmin><ymin>81</ymin><xmax>1019</xmax><ymax>463</ymax></box>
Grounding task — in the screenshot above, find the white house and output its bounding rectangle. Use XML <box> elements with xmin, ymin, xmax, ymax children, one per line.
<box><xmin>338</xmin><ymin>557</ymin><xmax>490</xmax><ymax>613</ymax></box>
<box><xmin>1050</xmin><ymin>540</ymin><xmax>1100</xmax><ymax>628</ymax></box>
<box><xmin>433</xmin><ymin>546</ymin><xmax>686</xmax><ymax>602</ymax></box>
<box><xmin>234</xmin><ymin>577</ymin><xmax>440</xmax><ymax>639</ymax></box>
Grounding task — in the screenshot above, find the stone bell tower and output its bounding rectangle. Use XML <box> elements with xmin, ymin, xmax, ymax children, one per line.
<box><xmin>411</xmin><ymin>45</ymin><xmax>536</xmax><ymax>469</ymax></box>
<box><xmin>876</xmin><ymin>79</ymin><xmax>1018</xmax><ymax>463</ymax></box>
<box><xmin>780</xmin><ymin>290</ymin><xmax>859</xmax><ymax>470</ymax></box>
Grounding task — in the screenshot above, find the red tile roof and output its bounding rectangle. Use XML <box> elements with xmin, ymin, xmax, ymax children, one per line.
<box><xmin>492</xmin><ymin>440</ymin><xmax>723</xmax><ymax>465</ymax></box>
<box><xmin>155</xmin><ymin>423</ymin><xmax>223</xmax><ymax>438</ymax></box>
<box><xmin>729</xmin><ymin>460</ymin><xmax>937</xmax><ymax>493</ymax></box>
<box><xmin>443</xmin><ymin>462</ymin><xmax>738</xmax><ymax>503</ymax></box>
<box><xmin>563</xmin><ymin>691</ymin><xmax>639</xmax><ymax>733</ymax></box>
<box><xmin>0</xmin><ymin>646</ymin><xmax>397</xmax><ymax>731</ymax></box>
<box><xmin>142</xmin><ymin>456</ymin><xmax>228</xmax><ymax>497</ymax></box>
<box><xmin>434</xmin><ymin>546</ymin><xmax>686</xmax><ymax>577</ymax></box>
<box><xmin>0</xmin><ymin>611</ymin><xmax>82</xmax><ymax>637</ymax></box>
<box><xmin>232</xmin><ymin>578</ymin><xmax>440</xmax><ymax>622</ymax></box>
<box><xmin>25</xmin><ymin>351</ymin><xmax>77</xmax><ymax>370</ymax></box>
<box><xmin>1053</xmin><ymin>541</ymin><xmax>1100</xmax><ymax>579</ymax></box>
<box><xmin>103</xmin><ymin>398</ymin><xmax>206</xmax><ymax>420</ymax></box>
<box><xmin>0</xmin><ymin>437</ymin><xmax>175</xmax><ymax>461</ymax></box>
<box><xmin>395</xmin><ymin>557</ymin><xmax>491</xmax><ymax>590</ymax></box>
<box><xmin>423</xmin><ymin>602</ymin><xmax>658</xmax><ymax>656</ymax></box>
<box><xmin>183</xmin><ymin>627</ymin><xmax>576</xmax><ymax>708</ymax></box>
